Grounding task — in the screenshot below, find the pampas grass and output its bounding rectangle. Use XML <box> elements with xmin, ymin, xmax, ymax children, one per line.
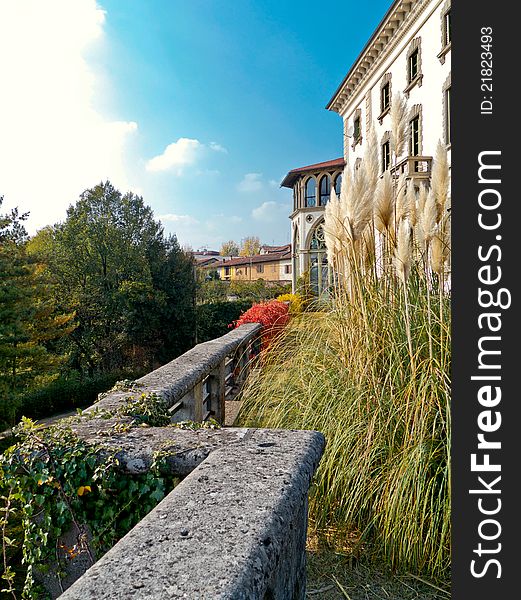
<box><xmin>239</xmin><ymin>98</ymin><xmax>451</xmax><ymax>584</ymax></box>
<box><xmin>391</xmin><ymin>92</ymin><xmax>408</xmax><ymax>159</ymax></box>
<box><xmin>375</xmin><ymin>171</ymin><xmax>394</xmax><ymax>235</ymax></box>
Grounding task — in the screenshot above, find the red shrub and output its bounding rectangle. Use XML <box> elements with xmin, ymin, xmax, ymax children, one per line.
<box><xmin>231</xmin><ymin>300</ymin><xmax>290</xmax><ymax>349</ymax></box>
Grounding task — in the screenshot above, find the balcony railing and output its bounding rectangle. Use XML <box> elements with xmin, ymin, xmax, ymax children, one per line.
<box><xmin>87</xmin><ymin>322</ymin><xmax>262</xmax><ymax>426</ymax></box>
<box><xmin>32</xmin><ymin>322</ymin><xmax>325</xmax><ymax>599</ymax></box>
<box><xmin>391</xmin><ymin>155</ymin><xmax>433</xmax><ymax>181</ymax></box>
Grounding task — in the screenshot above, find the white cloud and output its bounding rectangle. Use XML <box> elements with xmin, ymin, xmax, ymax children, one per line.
<box><xmin>237</xmin><ymin>173</ymin><xmax>263</xmax><ymax>193</ymax></box>
<box><xmin>252</xmin><ymin>201</ymin><xmax>288</xmax><ymax>222</ymax></box>
<box><xmin>158</xmin><ymin>213</ymin><xmax>199</xmax><ymax>225</ymax></box>
<box><xmin>0</xmin><ymin>0</ymin><xmax>139</xmax><ymax>231</ymax></box>
<box><xmin>146</xmin><ymin>138</ymin><xmax>202</xmax><ymax>174</ymax></box>
<box><xmin>209</xmin><ymin>142</ymin><xmax>227</xmax><ymax>154</ymax></box>
<box><xmin>146</xmin><ymin>138</ymin><xmax>227</xmax><ymax>174</ymax></box>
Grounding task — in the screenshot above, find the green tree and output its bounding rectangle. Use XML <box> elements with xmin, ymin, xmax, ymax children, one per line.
<box><xmin>239</xmin><ymin>236</ymin><xmax>261</xmax><ymax>257</ymax></box>
<box><xmin>219</xmin><ymin>240</ymin><xmax>239</xmax><ymax>256</ymax></box>
<box><xmin>28</xmin><ymin>182</ymin><xmax>196</xmax><ymax>374</ymax></box>
<box><xmin>196</xmin><ymin>272</ymin><xmax>229</xmax><ymax>304</ymax></box>
<box><xmin>0</xmin><ymin>198</ymin><xmax>74</xmax><ymax>426</ymax></box>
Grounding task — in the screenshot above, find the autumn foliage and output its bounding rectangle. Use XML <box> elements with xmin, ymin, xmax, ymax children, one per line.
<box><xmin>232</xmin><ymin>300</ymin><xmax>290</xmax><ymax>349</ymax></box>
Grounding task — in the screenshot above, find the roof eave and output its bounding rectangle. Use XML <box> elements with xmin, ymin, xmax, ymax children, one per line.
<box><xmin>326</xmin><ymin>0</ymin><xmax>413</xmax><ymax>113</ymax></box>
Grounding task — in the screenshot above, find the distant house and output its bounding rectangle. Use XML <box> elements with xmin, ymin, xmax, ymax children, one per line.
<box><xmin>203</xmin><ymin>245</ymin><xmax>292</xmax><ymax>284</ymax></box>
<box><xmin>192</xmin><ymin>250</ymin><xmax>235</xmax><ymax>270</ymax></box>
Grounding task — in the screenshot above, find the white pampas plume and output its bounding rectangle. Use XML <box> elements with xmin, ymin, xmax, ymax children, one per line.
<box><xmin>340</xmin><ymin>165</ymin><xmax>372</xmax><ymax>241</ymax></box>
<box><xmin>421</xmin><ymin>189</ymin><xmax>438</xmax><ymax>246</ymax></box>
<box><xmin>375</xmin><ymin>171</ymin><xmax>394</xmax><ymax>234</ymax></box>
<box><xmin>394</xmin><ymin>218</ymin><xmax>412</xmax><ymax>283</ymax></box>
<box><xmin>324</xmin><ymin>187</ymin><xmax>343</xmax><ymax>266</ymax></box>
<box><xmin>390</xmin><ymin>92</ymin><xmax>408</xmax><ymax>160</ymax></box>
<box><xmin>363</xmin><ymin>124</ymin><xmax>380</xmax><ymax>197</ymax></box>
<box><xmin>417</xmin><ymin>185</ymin><xmax>428</xmax><ymax>214</ymax></box>
<box><xmin>431</xmin><ymin>140</ymin><xmax>450</xmax><ymax>217</ymax></box>
<box><xmin>406</xmin><ymin>180</ymin><xmax>418</xmax><ymax>227</ymax></box>
<box><xmin>430</xmin><ymin>229</ymin><xmax>445</xmax><ymax>275</ymax></box>
<box><xmin>395</xmin><ymin>174</ymin><xmax>408</xmax><ymax>224</ymax></box>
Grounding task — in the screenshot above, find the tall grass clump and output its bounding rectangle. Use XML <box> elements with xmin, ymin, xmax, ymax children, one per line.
<box><xmin>238</xmin><ymin>98</ymin><xmax>451</xmax><ymax>583</ymax></box>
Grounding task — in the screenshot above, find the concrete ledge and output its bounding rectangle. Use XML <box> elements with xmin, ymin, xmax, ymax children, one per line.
<box><xmin>59</xmin><ymin>428</ymin><xmax>325</xmax><ymax>599</ymax></box>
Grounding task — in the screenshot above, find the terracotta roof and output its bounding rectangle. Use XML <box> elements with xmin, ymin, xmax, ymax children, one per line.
<box><xmin>280</xmin><ymin>157</ymin><xmax>345</xmax><ymax>188</ymax></box>
<box><xmin>203</xmin><ymin>250</ymin><xmax>291</xmax><ymax>269</ymax></box>
<box><xmin>196</xmin><ymin>257</ymin><xmax>222</xmax><ymax>267</ymax></box>
<box><xmin>260</xmin><ymin>244</ymin><xmax>291</xmax><ymax>254</ymax></box>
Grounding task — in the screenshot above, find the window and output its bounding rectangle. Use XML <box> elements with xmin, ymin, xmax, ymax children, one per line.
<box><xmin>353</xmin><ymin>116</ymin><xmax>361</xmax><ymax>142</ymax></box>
<box><xmin>381</xmin><ymin>82</ymin><xmax>390</xmax><ymax>114</ymax></box>
<box><xmin>224</xmin><ymin>266</ymin><xmax>230</xmax><ymax>276</ymax></box>
<box><xmin>410</xmin><ymin>116</ymin><xmax>420</xmax><ymax>156</ymax></box>
<box><xmin>305</xmin><ymin>178</ymin><xmax>316</xmax><ymax>207</ymax></box>
<box><xmin>284</xmin><ymin>264</ymin><xmax>292</xmax><ymax>274</ymax></box>
<box><xmin>444</xmin><ymin>10</ymin><xmax>451</xmax><ymax>46</ymax></box>
<box><xmin>409</xmin><ymin>50</ymin><xmax>419</xmax><ymax>82</ymax></box>
<box><xmin>405</xmin><ymin>38</ymin><xmax>422</xmax><ymax>94</ymax></box>
<box><xmin>256</xmin><ymin>264</ymin><xmax>264</xmax><ymax>273</ymax></box>
<box><xmin>334</xmin><ymin>173</ymin><xmax>342</xmax><ymax>196</ymax></box>
<box><xmin>382</xmin><ymin>141</ymin><xmax>391</xmax><ymax>172</ymax></box>
<box><xmin>271</xmin><ymin>265</ymin><xmax>277</xmax><ymax>273</ymax></box>
<box><xmin>438</xmin><ymin>3</ymin><xmax>452</xmax><ymax>63</ymax></box>
<box><xmin>319</xmin><ymin>175</ymin><xmax>330</xmax><ymax>206</ymax></box>
<box><xmin>445</xmin><ymin>87</ymin><xmax>451</xmax><ymax>144</ymax></box>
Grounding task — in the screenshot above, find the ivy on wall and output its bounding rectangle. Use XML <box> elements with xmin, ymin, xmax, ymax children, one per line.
<box><xmin>0</xmin><ymin>385</ymin><xmax>214</xmax><ymax>598</ymax></box>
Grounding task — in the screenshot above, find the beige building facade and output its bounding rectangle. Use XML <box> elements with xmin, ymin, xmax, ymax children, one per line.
<box><xmin>203</xmin><ymin>245</ymin><xmax>292</xmax><ymax>284</ymax></box>
<box><xmin>328</xmin><ymin>0</ymin><xmax>451</xmax><ymax>174</ymax></box>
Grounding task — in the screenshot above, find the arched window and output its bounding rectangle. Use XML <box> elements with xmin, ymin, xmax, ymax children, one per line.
<box><xmin>308</xmin><ymin>223</ymin><xmax>329</xmax><ymax>296</ymax></box>
<box><xmin>309</xmin><ymin>224</ymin><xmax>326</xmax><ymax>251</ymax></box>
<box><xmin>319</xmin><ymin>175</ymin><xmax>330</xmax><ymax>206</ymax></box>
<box><xmin>334</xmin><ymin>174</ymin><xmax>342</xmax><ymax>197</ymax></box>
<box><xmin>305</xmin><ymin>178</ymin><xmax>316</xmax><ymax>207</ymax></box>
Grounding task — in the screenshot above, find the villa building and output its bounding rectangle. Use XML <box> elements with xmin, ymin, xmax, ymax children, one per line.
<box><xmin>203</xmin><ymin>245</ymin><xmax>292</xmax><ymax>284</ymax></box>
<box><xmin>281</xmin><ymin>159</ymin><xmax>345</xmax><ymax>293</ymax></box>
<box><xmin>284</xmin><ymin>0</ymin><xmax>451</xmax><ymax>293</ymax></box>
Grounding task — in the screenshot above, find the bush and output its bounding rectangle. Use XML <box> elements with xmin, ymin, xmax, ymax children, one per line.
<box><xmin>276</xmin><ymin>293</ymin><xmax>304</xmax><ymax>315</ymax></box>
<box><xmin>232</xmin><ymin>300</ymin><xmax>290</xmax><ymax>349</ymax></box>
<box><xmin>196</xmin><ymin>301</ymin><xmax>252</xmax><ymax>343</ymax></box>
<box><xmin>229</xmin><ymin>279</ymin><xmax>290</xmax><ymax>302</ymax></box>
<box><xmin>12</xmin><ymin>371</ymin><xmax>144</xmax><ymax>423</ymax></box>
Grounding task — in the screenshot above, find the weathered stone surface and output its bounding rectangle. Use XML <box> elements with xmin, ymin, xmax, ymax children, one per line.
<box><xmin>70</xmin><ymin>422</ymin><xmax>262</xmax><ymax>476</ymax></box>
<box><xmin>59</xmin><ymin>429</ymin><xmax>325</xmax><ymax>600</ymax></box>
<box><xmin>38</xmin><ymin>323</ymin><xmax>325</xmax><ymax>598</ymax></box>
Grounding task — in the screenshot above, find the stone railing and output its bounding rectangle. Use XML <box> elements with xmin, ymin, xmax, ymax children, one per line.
<box><xmin>42</xmin><ymin>323</ymin><xmax>325</xmax><ymax>599</ymax></box>
<box><xmin>88</xmin><ymin>322</ymin><xmax>262</xmax><ymax>425</ymax></box>
<box><xmin>390</xmin><ymin>155</ymin><xmax>433</xmax><ymax>183</ymax></box>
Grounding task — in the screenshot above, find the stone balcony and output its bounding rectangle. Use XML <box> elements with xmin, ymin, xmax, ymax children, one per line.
<box><xmin>38</xmin><ymin>323</ymin><xmax>325</xmax><ymax>599</ymax></box>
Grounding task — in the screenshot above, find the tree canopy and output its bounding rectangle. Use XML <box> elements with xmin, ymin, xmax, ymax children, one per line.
<box><xmin>219</xmin><ymin>240</ymin><xmax>239</xmax><ymax>256</ymax></box>
<box><xmin>27</xmin><ymin>182</ymin><xmax>196</xmax><ymax>375</ymax></box>
<box><xmin>1</xmin><ymin>198</ymin><xmax>74</xmax><ymax>424</ymax></box>
<box><xmin>239</xmin><ymin>236</ymin><xmax>261</xmax><ymax>256</ymax></box>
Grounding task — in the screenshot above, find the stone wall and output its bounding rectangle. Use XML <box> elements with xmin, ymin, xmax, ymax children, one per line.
<box><xmin>48</xmin><ymin>323</ymin><xmax>325</xmax><ymax>598</ymax></box>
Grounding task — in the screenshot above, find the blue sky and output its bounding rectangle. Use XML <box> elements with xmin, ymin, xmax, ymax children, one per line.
<box><xmin>0</xmin><ymin>0</ymin><xmax>391</xmax><ymax>250</ymax></box>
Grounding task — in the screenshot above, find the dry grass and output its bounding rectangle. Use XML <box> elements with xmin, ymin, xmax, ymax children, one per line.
<box><xmin>306</xmin><ymin>548</ymin><xmax>450</xmax><ymax>600</ymax></box>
